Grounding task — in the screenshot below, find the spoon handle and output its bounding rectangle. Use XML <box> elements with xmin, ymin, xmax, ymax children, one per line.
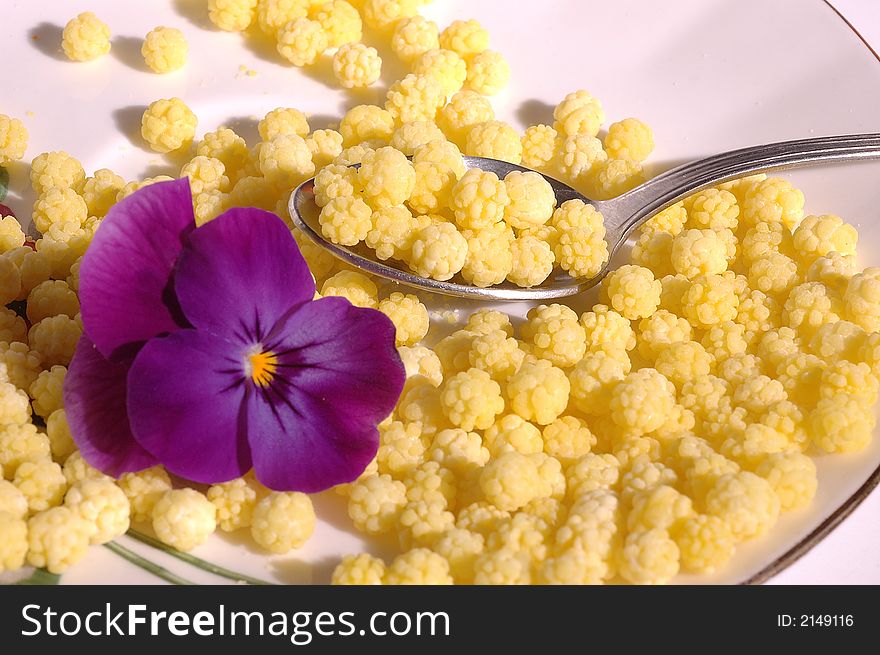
<box><xmin>605</xmin><ymin>133</ymin><xmax>880</xmax><ymax>240</ymax></box>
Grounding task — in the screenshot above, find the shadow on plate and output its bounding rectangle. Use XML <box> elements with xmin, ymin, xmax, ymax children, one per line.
<box><xmin>269</xmin><ymin>555</ymin><xmax>341</xmax><ymax>585</ymax></box>
<box><xmin>172</xmin><ymin>0</ymin><xmax>217</xmax><ymax>30</ymax></box>
<box><xmin>112</xmin><ymin>104</ymin><xmax>152</xmax><ymax>152</ymax></box>
<box><xmin>309</xmin><ymin>491</ymin><xmax>358</xmax><ymax>535</ymax></box>
<box><xmin>224</xmin><ymin>115</ymin><xmax>261</xmax><ymax>145</ymax></box>
<box><xmin>516</xmin><ymin>98</ymin><xmax>555</xmax><ymax>127</ymax></box>
<box><xmin>216</xmin><ymin>527</ymin><xmax>273</xmax><ymax>557</ymax></box>
<box><xmin>295</xmin><ymin>54</ymin><xmax>344</xmax><ymax>94</ymax></box>
<box><xmin>240</xmin><ymin>29</ymin><xmax>282</xmax><ymax>65</ymax></box>
<box><xmin>306</xmin><ymin>114</ymin><xmax>341</xmax><ymax>131</ymax></box>
<box><xmin>111</xmin><ymin>35</ymin><xmax>150</xmax><ymax>72</ymax></box>
<box><xmin>137</xmin><ymin>158</ymin><xmax>187</xmax><ymax>181</ymax></box>
<box><xmin>28</xmin><ymin>22</ymin><xmax>67</xmax><ymax>61</ymax></box>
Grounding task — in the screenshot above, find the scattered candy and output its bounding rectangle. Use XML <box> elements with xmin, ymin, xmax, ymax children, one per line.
<box><xmin>61</xmin><ymin>12</ymin><xmax>111</xmax><ymax>62</ymax></box>
<box><xmin>142</xmin><ymin>26</ymin><xmax>189</xmax><ymax>73</ymax></box>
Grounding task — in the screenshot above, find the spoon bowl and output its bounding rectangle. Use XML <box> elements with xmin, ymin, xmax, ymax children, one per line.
<box><xmin>291</xmin><ymin>134</ymin><xmax>880</xmax><ymax>300</ymax></box>
<box><xmin>292</xmin><ymin>156</ymin><xmax>596</xmax><ymax>300</ymax></box>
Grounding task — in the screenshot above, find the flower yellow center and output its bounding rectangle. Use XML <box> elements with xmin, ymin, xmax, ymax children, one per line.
<box><xmin>248</xmin><ymin>351</ymin><xmax>278</xmax><ymax>387</ymax></box>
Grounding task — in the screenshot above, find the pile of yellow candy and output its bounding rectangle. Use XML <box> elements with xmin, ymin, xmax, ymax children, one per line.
<box><xmin>1</xmin><ymin>0</ymin><xmax>879</xmax><ymax>585</ymax></box>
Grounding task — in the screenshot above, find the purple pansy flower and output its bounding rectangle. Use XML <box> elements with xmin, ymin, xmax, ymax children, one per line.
<box><xmin>64</xmin><ymin>178</ymin><xmax>405</xmax><ymax>492</ymax></box>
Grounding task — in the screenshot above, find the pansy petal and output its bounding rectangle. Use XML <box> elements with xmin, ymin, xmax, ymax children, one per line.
<box><xmin>79</xmin><ymin>179</ymin><xmax>194</xmax><ymax>360</ymax></box>
<box><xmin>126</xmin><ymin>329</ymin><xmax>251</xmax><ymax>483</ymax></box>
<box><xmin>246</xmin><ymin>297</ymin><xmax>405</xmax><ymax>492</ymax></box>
<box><xmin>173</xmin><ymin>208</ymin><xmax>315</xmax><ymax>343</ymax></box>
<box><xmin>267</xmin><ymin>296</ymin><xmax>405</xmax><ymax>425</ymax></box>
<box><xmin>247</xmin><ymin>384</ymin><xmax>380</xmax><ymax>493</ymax></box>
<box><xmin>63</xmin><ymin>336</ymin><xmax>159</xmax><ymax>477</ymax></box>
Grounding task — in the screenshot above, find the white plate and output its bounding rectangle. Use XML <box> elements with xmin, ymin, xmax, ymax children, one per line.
<box><xmin>2</xmin><ymin>0</ymin><xmax>880</xmax><ymax>585</ymax></box>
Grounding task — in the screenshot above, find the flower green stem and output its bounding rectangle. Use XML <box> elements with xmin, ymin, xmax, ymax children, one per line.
<box><xmin>126</xmin><ymin>530</ymin><xmax>274</xmax><ymax>585</ymax></box>
<box><xmin>104</xmin><ymin>542</ymin><xmax>196</xmax><ymax>585</ymax></box>
<box><xmin>0</xmin><ymin>166</ymin><xmax>9</xmax><ymax>202</ymax></box>
<box><xmin>14</xmin><ymin>569</ymin><xmax>61</xmax><ymax>585</ymax></box>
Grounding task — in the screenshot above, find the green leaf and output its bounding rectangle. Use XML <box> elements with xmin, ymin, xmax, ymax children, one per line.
<box><xmin>0</xmin><ymin>166</ymin><xmax>8</xmax><ymax>202</ymax></box>
<box><xmin>14</xmin><ymin>569</ymin><xmax>61</xmax><ymax>585</ymax></box>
